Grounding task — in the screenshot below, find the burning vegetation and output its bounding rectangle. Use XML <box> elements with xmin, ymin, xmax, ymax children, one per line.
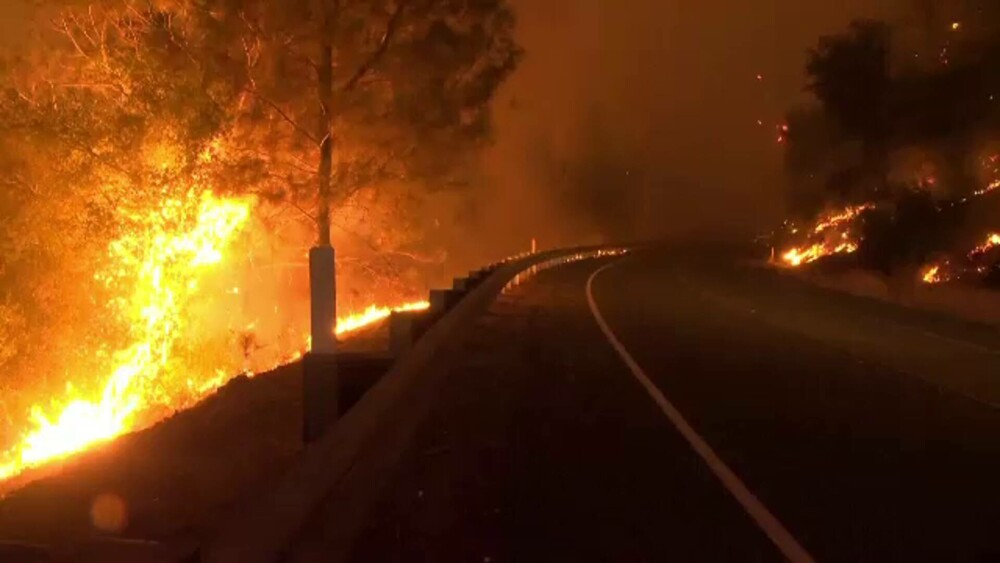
<box><xmin>0</xmin><ymin>181</ymin><xmax>432</xmax><ymax>482</ymax></box>
<box><xmin>774</xmin><ymin>1</ymin><xmax>1000</xmax><ymax>290</ymax></box>
<box><xmin>0</xmin><ymin>0</ymin><xmax>520</xmax><ymax>484</ymax></box>
<box><xmin>779</xmin><ymin>203</ymin><xmax>873</xmax><ymax>266</ymax></box>
<box><xmin>776</xmin><ymin>162</ymin><xmax>1000</xmax><ymax>278</ymax></box>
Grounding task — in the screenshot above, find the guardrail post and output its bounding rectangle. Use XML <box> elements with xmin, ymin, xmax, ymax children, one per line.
<box><xmin>304</xmin><ymin>245</ymin><xmax>338</xmax><ymax>443</ymax></box>
<box><xmin>467</xmin><ymin>269</ymin><xmax>488</xmax><ymax>287</ymax></box>
<box><xmin>302</xmin><ymin>352</ymin><xmax>338</xmax><ymax>443</ymax></box>
<box><xmin>309</xmin><ymin>246</ymin><xmax>337</xmax><ymax>354</ymax></box>
<box><xmin>430</xmin><ymin>289</ymin><xmax>460</xmax><ymax>315</ymax></box>
<box><xmin>389</xmin><ymin>311</ymin><xmax>416</xmax><ymax>358</ymax></box>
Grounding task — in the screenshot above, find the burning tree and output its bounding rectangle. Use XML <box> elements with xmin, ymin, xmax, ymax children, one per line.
<box><xmin>179</xmin><ymin>0</ymin><xmax>522</xmax><ymax>349</ymax></box>
<box><xmin>0</xmin><ymin>0</ymin><xmax>520</xmax><ymax>480</ymax></box>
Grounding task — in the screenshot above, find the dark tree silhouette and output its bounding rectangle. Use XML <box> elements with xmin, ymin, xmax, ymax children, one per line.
<box><xmin>857</xmin><ymin>187</ymin><xmax>966</xmax><ymax>295</ymax></box>
<box><xmin>806</xmin><ymin>20</ymin><xmax>893</xmax><ymax>196</ymax></box>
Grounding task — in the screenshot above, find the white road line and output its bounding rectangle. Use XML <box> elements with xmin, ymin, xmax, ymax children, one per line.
<box><xmin>586</xmin><ymin>260</ymin><xmax>817</xmax><ymax>563</ymax></box>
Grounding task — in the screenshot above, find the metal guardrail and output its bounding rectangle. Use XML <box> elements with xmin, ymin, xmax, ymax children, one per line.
<box><xmin>201</xmin><ymin>244</ymin><xmax>631</xmax><ymax>563</ymax></box>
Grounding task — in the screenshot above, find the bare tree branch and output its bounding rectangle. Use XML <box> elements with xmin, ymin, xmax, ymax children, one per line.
<box><xmin>341</xmin><ymin>1</ymin><xmax>411</xmax><ymax>92</ymax></box>
<box><xmin>246</xmin><ymin>89</ymin><xmax>322</xmax><ymax>145</ymax></box>
<box><xmin>285</xmin><ymin>198</ymin><xmax>318</xmax><ymax>224</ymax></box>
<box><xmin>388</xmin><ymin>250</ymin><xmax>447</xmax><ymax>264</ymax></box>
<box><xmin>55</xmin><ymin>16</ymin><xmax>91</xmax><ymax>59</ymax></box>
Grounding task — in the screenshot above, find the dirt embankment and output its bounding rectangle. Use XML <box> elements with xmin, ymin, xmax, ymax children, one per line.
<box><xmin>791</xmin><ymin>268</ymin><xmax>1000</xmax><ymax>328</ymax></box>
<box><xmin>0</xmin><ymin>326</ymin><xmax>388</xmax><ymax>561</ymax></box>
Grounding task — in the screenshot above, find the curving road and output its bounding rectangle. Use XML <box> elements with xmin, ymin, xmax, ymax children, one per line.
<box><xmin>334</xmin><ymin>245</ymin><xmax>1000</xmax><ymax>563</ymax></box>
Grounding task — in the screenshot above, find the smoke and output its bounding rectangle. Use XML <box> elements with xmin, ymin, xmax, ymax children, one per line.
<box><xmin>467</xmin><ymin>0</ymin><xmax>904</xmax><ymax>255</ymax></box>
<box><xmin>0</xmin><ymin>1</ymin><xmax>41</xmax><ymax>48</ymax></box>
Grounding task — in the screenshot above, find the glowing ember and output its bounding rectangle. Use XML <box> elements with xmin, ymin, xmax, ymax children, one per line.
<box><xmin>973</xmin><ymin>179</ymin><xmax>1000</xmax><ymax>197</ymax></box>
<box><xmin>812</xmin><ymin>203</ymin><xmax>874</xmax><ymax>235</ymax></box>
<box><xmin>921</xmin><ymin>232</ymin><xmax>1000</xmax><ymax>284</ymax></box>
<box><xmin>970</xmin><ymin>233</ymin><xmax>1000</xmax><ymax>257</ymax></box>
<box><xmin>922</xmin><ymin>265</ymin><xmax>946</xmax><ymax>284</ymax></box>
<box><xmin>335</xmin><ymin>301</ymin><xmax>429</xmax><ymax>336</ymax></box>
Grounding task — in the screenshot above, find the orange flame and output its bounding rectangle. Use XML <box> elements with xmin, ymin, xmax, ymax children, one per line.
<box><xmin>970</xmin><ymin>233</ymin><xmax>1000</xmax><ymax>257</ymax></box>
<box><xmin>973</xmin><ymin>179</ymin><xmax>1000</xmax><ymax>197</ymax></box>
<box><xmin>0</xmin><ymin>182</ymin><xmax>429</xmax><ymax>483</ymax></box>
<box><xmin>335</xmin><ymin>301</ymin><xmax>429</xmax><ymax>336</ymax></box>
<box><xmin>782</xmin><ymin>241</ymin><xmax>859</xmax><ymax>267</ymax></box>
<box><xmin>922</xmin><ymin>265</ymin><xmax>947</xmax><ymax>284</ymax></box>
<box><xmin>921</xmin><ymin>232</ymin><xmax>1000</xmax><ymax>285</ymax></box>
<box><xmin>0</xmin><ymin>190</ymin><xmax>253</xmax><ymax>480</ymax></box>
<box><xmin>779</xmin><ymin>204</ymin><xmax>871</xmax><ymax>267</ymax></box>
<box><xmin>810</xmin><ymin>203</ymin><xmax>874</xmax><ymax>235</ymax></box>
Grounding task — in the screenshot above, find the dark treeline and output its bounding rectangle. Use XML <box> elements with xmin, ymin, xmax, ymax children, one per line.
<box><xmin>784</xmin><ymin>0</ymin><xmax>1000</xmax><ymax>284</ymax></box>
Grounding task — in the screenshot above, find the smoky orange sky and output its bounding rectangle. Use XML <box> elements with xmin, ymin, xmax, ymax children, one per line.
<box><xmin>0</xmin><ymin>1</ymin><xmax>31</xmax><ymax>43</ymax></box>
<box><xmin>478</xmin><ymin>0</ymin><xmax>905</xmax><ymax>248</ymax></box>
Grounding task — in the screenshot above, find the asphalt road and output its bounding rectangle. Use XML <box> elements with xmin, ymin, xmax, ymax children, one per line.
<box><xmin>345</xmin><ymin>245</ymin><xmax>1000</xmax><ymax>563</ymax></box>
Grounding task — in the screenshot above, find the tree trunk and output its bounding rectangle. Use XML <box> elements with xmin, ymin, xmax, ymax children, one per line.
<box><xmin>308</xmin><ymin>1</ymin><xmax>338</xmax><ymax>356</ymax></box>
<box><xmin>316</xmin><ymin>4</ymin><xmax>334</xmax><ymax>247</ymax></box>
